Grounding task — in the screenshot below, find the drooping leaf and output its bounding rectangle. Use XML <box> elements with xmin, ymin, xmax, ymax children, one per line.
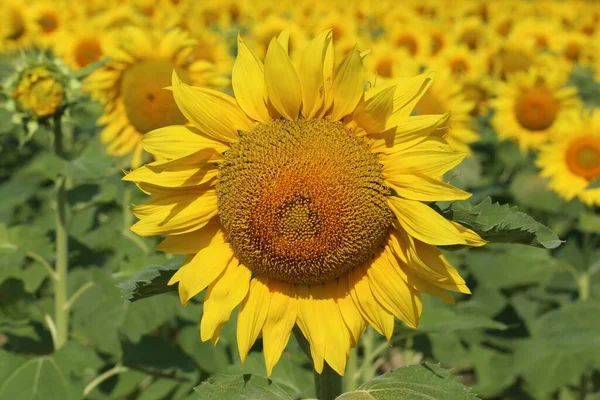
<box><xmin>193</xmin><ymin>374</ymin><xmax>292</xmax><ymax>400</ymax></box>
<box><xmin>177</xmin><ymin>326</ymin><xmax>229</xmax><ymax>375</ymax></box>
<box><xmin>336</xmin><ymin>364</ymin><xmax>479</xmax><ymax>400</ymax></box>
<box><xmin>118</xmin><ymin>257</ymin><xmax>183</xmax><ymax>302</ymax></box>
<box><xmin>440</xmin><ymin>197</ymin><xmax>562</xmax><ymax>249</ymax></box>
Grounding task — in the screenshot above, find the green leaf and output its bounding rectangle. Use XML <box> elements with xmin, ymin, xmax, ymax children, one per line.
<box><xmin>440</xmin><ymin>197</ymin><xmax>562</xmax><ymax>249</ymax></box>
<box><xmin>417</xmin><ymin>296</ymin><xmax>507</xmax><ymax>333</ymax></box>
<box><xmin>515</xmin><ymin>300</ymin><xmax>600</xmax><ymax>397</ymax></box>
<box><xmin>72</xmin><ymin>57</ymin><xmax>110</xmax><ymax>79</ymax></box>
<box><xmin>177</xmin><ymin>326</ymin><xmax>229</xmax><ymax>375</ymax></box>
<box><xmin>336</xmin><ymin>364</ymin><xmax>479</xmax><ymax>400</ymax></box>
<box><xmin>0</xmin><ymin>356</ymin><xmax>70</xmax><ymax>400</ymax></box>
<box><xmin>63</xmin><ymin>137</ymin><xmax>117</xmax><ymax>181</ymax></box>
<box><xmin>464</xmin><ymin>244</ymin><xmax>561</xmax><ymax>289</ymax></box>
<box><xmin>578</xmin><ymin>211</ymin><xmax>600</xmax><ymax>233</ymax></box>
<box><xmin>118</xmin><ymin>257</ymin><xmax>182</xmax><ymax>302</ymax></box>
<box><xmin>586</xmin><ymin>176</ymin><xmax>600</xmax><ymax>190</ymax></box>
<box><xmin>509</xmin><ymin>171</ymin><xmax>566</xmax><ymax>213</ymax></box>
<box><xmin>70</xmin><ymin>270</ymin><xmax>126</xmax><ymax>355</ymax></box>
<box><xmin>193</xmin><ymin>375</ymin><xmax>292</xmax><ymax>400</ymax></box>
<box><xmin>120</xmin><ymin>294</ymin><xmax>180</xmax><ymax>342</ymax></box>
<box><xmin>122</xmin><ymin>336</ymin><xmax>195</xmax><ymax>373</ymax></box>
<box><xmin>69</xmin><ymin>100</ymin><xmax>102</xmax><ymax>131</ymax></box>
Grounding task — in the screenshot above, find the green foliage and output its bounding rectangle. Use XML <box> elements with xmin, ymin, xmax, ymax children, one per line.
<box><xmin>441</xmin><ymin>197</ymin><xmax>562</xmax><ymax>249</ymax></box>
<box><xmin>119</xmin><ymin>258</ymin><xmax>183</xmax><ymax>302</ymax></box>
<box><xmin>337</xmin><ymin>364</ymin><xmax>479</xmax><ymax>400</ymax></box>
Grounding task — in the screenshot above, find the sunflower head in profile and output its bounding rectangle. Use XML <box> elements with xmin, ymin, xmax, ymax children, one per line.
<box><xmin>125</xmin><ymin>30</ymin><xmax>486</xmax><ymax>376</ymax></box>
<box><xmin>490</xmin><ymin>63</ymin><xmax>580</xmax><ymax>152</ymax></box>
<box><xmin>537</xmin><ymin>110</ymin><xmax>600</xmax><ymax>206</ymax></box>
<box><xmin>86</xmin><ymin>26</ymin><xmax>229</xmax><ymax>168</ymax></box>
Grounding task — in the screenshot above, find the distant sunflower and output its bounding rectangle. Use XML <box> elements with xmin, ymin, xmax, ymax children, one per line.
<box><xmin>126</xmin><ymin>30</ymin><xmax>485</xmax><ymax>376</ymax></box>
<box><xmin>537</xmin><ymin>110</ymin><xmax>600</xmax><ymax>206</ymax></box>
<box><xmin>25</xmin><ymin>0</ymin><xmax>72</xmax><ymax>49</ymax></box>
<box><xmin>86</xmin><ymin>27</ymin><xmax>227</xmax><ymax>167</ymax></box>
<box><xmin>0</xmin><ymin>0</ymin><xmax>31</xmax><ymax>52</ymax></box>
<box><xmin>54</xmin><ymin>21</ymin><xmax>112</xmax><ymax>70</ymax></box>
<box><xmin>491</xmin><ymin>65</ymin><xmax>580</xmax><ymax>151</ymax></box>
<box><xmin>413</xmin><ymin>67</ymin><xmax>479</xmax><ymax>154</ymax></box>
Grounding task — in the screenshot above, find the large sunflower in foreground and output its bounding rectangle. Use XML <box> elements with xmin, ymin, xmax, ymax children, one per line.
<box><xmin>125</xmin><ymin>30</ymin><xmax>486</xmax><ymax>376</ymax></box>
<box><xmin>86</xmin><ymin>27</ymin><xmax>228</xmax><ymax>168</ymax></box>
<box><xmin>537</xmin><ymin>110</ymin><xmax>600</xmax><ymax>206</ymax></box>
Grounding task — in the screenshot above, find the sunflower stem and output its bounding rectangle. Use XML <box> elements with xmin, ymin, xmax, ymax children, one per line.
<box><xmin>292</xmin><ymin>326</ymin><xmax>343</xmax><ymax>400</ymax></box>
<box><xmin>53</xmin><ymin>113</ymin><xmax>69</xmax><ymax>350</ymax></box>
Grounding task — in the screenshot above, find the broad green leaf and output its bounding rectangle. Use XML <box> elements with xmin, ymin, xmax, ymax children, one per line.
<box><xmin>509</xmin><ymin>172</ymin><xmax>566</xmax><ymax>213</ymax></box>
<box><xmin>464</xmin><ymin>244</ymin><xmax>561</xmax><ymax>289</ymax></box>
<box><xmin>70</xmin><ymin>270</ymin><xmax>126</xmax><ymax>355</ymax></box>
<box><xmin>0</xmin><ymin>356</ymin><xmax>70</xmax><ymax>400</ymax></box>
<box><xmin>229</xmin><ymin>351</ymin><xmax>314</xmax><ymax>399</ymax></box>
<box><xmin>69</xmin><ymin>100</ymin><xmax>103</xmax><ymax>131</ymax></box>
<box><xmin>193</xmin><ymin>375</ymin><xmax>292</xmax><ymax>400</ymax></box>
<box><xmin>515</xmin><ymin>301</ymin><xmax>600</xmax><ymax>397</ymax></box>
<box><xmin>63</xmin><ymin>137</ymin><xmax>117</xmax><ymax>181</ymax></box>
<box><xmin>440</xmin><ymin>197</ymin><xmax>562</xmax><ymax>249</ymax></box>
<box><xmin>418</xmin><ymin>303</ymin><xmax>507</xmax><ymax>334</ymax></box>
<box><xmin>470</xmin><ymin>345</ymin><xmax>517</xmax><ymax>398</ymax></box>
<box><xmin>120</xmin><ymin>294</ymin><xmax>180</xmax><ymax>342</ymax></box>
<box><xmin>122</xmin><ymin>336</ymin><xmax>195</xmax><ymax>373</ymax></box>
<box><xmin>118</xmin><ymin>257</ymin><xmax>183</xmax><ymax>302</ymax></box>
<box><xmin>178</xmin><ymin>325</ymin><xmax>229</xmax><ymax>375</ymax></box>
<box><xmin>336</xmin><ymin>364</ymin><xmax>479</xmax><ymax>400</ymax></box>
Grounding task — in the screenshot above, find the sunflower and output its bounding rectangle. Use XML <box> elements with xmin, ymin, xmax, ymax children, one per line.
<box><xmin>25</xmin><ymin>0</ymin><xmax>73</xmax><ymax>49</ymax></box>
<box><xmin>54</xmin><ymin>20</ymin><xmax>113</xmax><ymax>70</ymax></box>
<box><xmin>537</xmin><ymin>110</ymin><xmax>600</xmax><ymax>206</ymax></box>
<box><xmin>509</xmin><ymin>18</ymin><xmax>562</xmax><ymax>52</ymax></box>
<box><xmin>86</xmin><ymin>26</ymin><xmax>228</xmax><ymax>168</ymax></box>
<box><xmin>490</xmin><ymin>64</ymin><xmax>580</xmax><ymax>152</ymax></box>
<box><xmin>0</xmin><ymin>0</ymin><xmax>32</xmax><ymax>53</ymax></box>
<box><xmin>125</xmin><ymin>30</ymin><xmax>486</xmax><ymax>376</ymax></box>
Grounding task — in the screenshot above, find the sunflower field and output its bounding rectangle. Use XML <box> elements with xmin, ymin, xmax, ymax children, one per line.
<box><xmin>1</xmin><ymin>0</ymin><xmax>600</xmax><ymax>399</ymax></box>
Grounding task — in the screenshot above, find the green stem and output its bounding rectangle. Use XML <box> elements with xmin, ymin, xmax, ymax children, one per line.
<box><xmin>314</xmin><ymin>362</ymin><xmax>343</xmax><ymax>400</ymax></box>
<box><xmin>344</xmin><ymin>347</ymin><xmax>358</xmax><ymax>392</ymax></box>
<box><xmin>53</xmin><ymin>114</ymin><xmax>69</xmax><ymax>350</ymax></box>
<box><xmin>292</xmin><ymin>326</ymin><xmax>343</xmax><ymax>400</ymax></box>
<box><xmin>361</xmin><ymin>326</ymin><xmax>376</xmax><ymax>382</ymax></box>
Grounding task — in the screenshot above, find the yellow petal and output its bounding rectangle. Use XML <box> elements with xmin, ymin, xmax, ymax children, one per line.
<box><xmin>299</xmin><ymin>30</ymin><xmax>333</xmax><ymax>118</ymax></box>
<box><xmin>385</xmin><ymin>171</ymin><xmax>471</xmax><ymax>202</ymax></box>
<box><xmin>173</xmin><ymin>234</ymin><xmax>234</xmax><ymax>305</ymax></box>
<box><xmin>348</xmin><ymin>265</ymin><xmax>394</xmax><ymax>340</ymax></box>
<box><xmin>296</xmin><ymin>284</ymin><xmax>326</xmax><ymax>373</ymax></box>
<box><xmin>123</xmin><ymin>149</ymin><xmax>220</xmax><ymax>188</ymax></box>
<box><xmin>262</xmin><ymin>280</ymin><xmax>297</xmax><ymax>376</ymax></box>
<box><xmin>366</xmin><ymin>249</ymin><xmax>421</xmax><ymax>328</ymax></box>
<box><xmin>353</xmin><ymin>85</ymin><xmax>395</xmax><ymax>133</ymax></box>
<box><xmin>371</xmin><ymin>113</ymin><xmax>450</xmax><ymax>153</ymax></box>
<box><xmin>336</xmin><ymin>275</ymin><xmax>366</xmax><ymax>347</ymax></box>
<box><xmin>319</xmin><ymin>281</ymin><xmax>351</xmax><ymax>376</ymax></box>
<box><xmin>367</xmin><ymin>72</ymin><xmax>434</xmax><ymax>117</ymax></box>
<box><xmin>449</xmin><ymin>221</ymin><xmax>487</xmax><ymax>247</ymax></box>
<box><xmin>330</xmin><ymin>45</ymin><xmax>364</xmax><ymax>121</ymax></box>
<box><xmin>142</xmin><ymin>125</ymin><xmax>229</xmax><ymax>159</ymax></box>
<box><xmin>316</xmin><ymin>37</ymin><xmax>335</xmax><ymax>118</ymax></box>
<box><xmin>381</xmin><ymin>137</ymin><xmax>466</xmax><ymax>179</ymax></box>
<box><xmin>277</xmin><ymin>28</ymin><xmax>290</xmax><ymax>53</ymax></box>
<box><xmin>232</xmin><ymin>35</ymin><xmax>270</xmax><ymax>122</ymax></box>
<box><xmin>131</xmin><ymin>190</ymin><xmax>218</xmax><ymax>236</ymax></box>
<box><xmin>155</xmin><ymin>218</ymin><xmax>221</xmax><ymax>254</ymax></box>
<box><xmin>201</xmin><ymin>261</ymin><xmax>252</xmax><ymax>343</ymax></box>
<box><xmin>388</xmin><ymin>196</ymin><xmax>467</xmax><ymax>246</ymax></box>
<box><xmin>172</xmin><ymin>71</ymin><xmax>251</xmax><ymax>142</ymax></box>
<box><xmin>237</xmin><ymin>277</ymin><xmax>270</xmax><ymax>365</ymax></box>
<box><xmin>264</xmin><ymin>39</ymin><xmax>302</xmax><ymax>120</ymax></box>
